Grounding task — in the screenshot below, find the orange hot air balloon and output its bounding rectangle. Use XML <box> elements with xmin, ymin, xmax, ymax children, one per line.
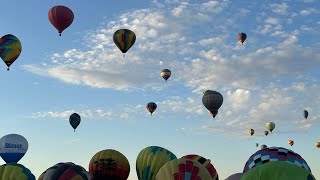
<box><xmin>48</xmin><ymin>5</ymin><xmax>74</xmax><ymax>36</ymax></box>
<box><xmin>288</xmin><ymin>140</ymin><xmax>294</xmax><ymax>146</ymax></box>
<box><xmin>315</xmin><ymin>142</ymin><xmax>320</xmax><ymax>148</ymax></box>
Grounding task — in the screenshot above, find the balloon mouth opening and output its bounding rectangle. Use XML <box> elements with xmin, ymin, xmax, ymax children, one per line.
<box><xmin>210</xmin><ymin>111</ymin><xmax>218</xmax><ymax>118</ymax></box>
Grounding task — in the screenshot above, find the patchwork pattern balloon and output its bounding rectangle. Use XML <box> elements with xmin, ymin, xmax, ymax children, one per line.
<box><xmin>136</xmin><ymin>146</ymin><xmax>177</xmax><ymax>180</ymax></box>
<box><xmin>160</xmin><ymin>69</ymin><xmax>171</xmax><ymax>82</ymax></box>
<box><xmin>89</xmin><ymin>149</ymin><xmax>130</xmax><ymax>180</ymax></box>
<box><xmin>237</xmin><ymin>32</ymin><xmax>247</xmax><ymax>45</ymax></box>
<box><xmin>48</xmin><ymin>5</ymin><xmax>74</xmax><ymax>36</ymax></box>
<box><xmin>182</xmin><ymin>154</ymin><xmax>219</xmax><ymax>180</ymax></box>
<box><xmin>69</xmin><ymin>113</ymin><xmax>81</xmax><ymax>132</ymax></box>
<box><xmin>0</xmin><ymin>34</ymin><xmax>22</xmax><ymax>70</ymax></box>
<box><xmin>0</xmin><ymin>163</ymin><xmax>35</xmax><ymax>180</ymax></box>
<box><xmin>113</xmin><ymin>29</ymin><xmax>136</xmax><ymax>57</ymax></box>
<box><xmin>202</xmin><ymin>90</ymin><xmax>223</xmax><ymax>118</ymax></box>
<box><xmin>0</xmin><ymin>134</ymin><xmax>28</xmax><ymax>163</ymax></box>
<box><xmin>39</xmin><ymin>162</ymin><xmax>92</xmax><ymax>180</ymax></box>
<box><xmin>147</xmin><ymin>102</ymin><xmax>157</xmax><ymax>115</ymax></box>
<box><xmin>155</xmin><ymin>158</ymin><xmax>212</xmax><ymax>180</ymax></box>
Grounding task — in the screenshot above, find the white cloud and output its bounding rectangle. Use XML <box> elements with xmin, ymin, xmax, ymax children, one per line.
<box><xmin>265</xmin><ymin>17</ymin><xmax>280</xmax><ymax>25</ymax></box>
<box><xmin>227</xmin><ymin>89</ymin><xmax>251</xmax><ymax>111</ymax></box>
<box><xmin>270</xmin><ymin>3</ymin><xmax>288</xmax><ymax>15</ymax></box>
<box><xmin>300</xmin><ymin>8</ymin><xmax>318</xmax><ymax>16</ymax></box>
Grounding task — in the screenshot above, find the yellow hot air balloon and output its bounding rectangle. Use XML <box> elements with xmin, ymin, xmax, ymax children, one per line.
<box><xmin>248</xmin><ymin>129</ymin><xmax>255</xmax><ymax>136</ymax></box>
<box><xmin>89</xmin><ymin>149</ymin><xmax>130</xmax><ymax>180</ymax></box>
<box><xmin>155</xmin><ymin>158</ymin><xmax>211</xmax><ymax>180</ymax></box>
<box><xmin>0</xmin><ymin>163</ymin><xmax>35</xmax><ymax>180</ymax></box>
<box><xmin>266</xmin><ymin>122</ymin><xmax>275</xmax><ymax>133</ymax></box>
<box><xmin>136</xmin><ymin>146</ymin><xmax>177</xmax><ymax>180</ymax></box>
<box><xmin>315</xmin><ymin>142</ymin><xmax>320</xmax><ymax>148</ymax></box>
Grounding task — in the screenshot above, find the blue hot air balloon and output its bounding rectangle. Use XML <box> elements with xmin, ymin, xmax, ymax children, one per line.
<box><xmin>0</xmin><ymin>134</ymin><xmax>28</xmax><ymax>163</ymax></box>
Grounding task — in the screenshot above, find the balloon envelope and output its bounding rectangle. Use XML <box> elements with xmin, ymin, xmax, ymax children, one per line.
<box><xmin>155</xmin><ymin>158</ymin><xmax>212</xmax><ymax>180</ymax></box>
<box><xmin>0</xmin><ymin>163</ymin><xmax>35</xmax><ymax>180</ymax></box>
<box><xmin>146</xmin><ymin>102</ymin><xmax>157</xmax><ymax>115</ymax></box>
<box><xmin>182</xmin><ymin>154</ymin><xmax>218</xmax><ymax>180</ymax></box>
<box><xmin>237</xmin><ymin>32</ymin><xmax>247</xmax><ymax>44</ymax></box>
<box><xmin>248</xmin><ymin>129</ymin><xmax>254</xmax><ymax>136</ymax></box>
<box><xmin>40</xmin><ymin>162</ymin><xmax>92</xmax><ymax>180</ymax></box>
<box><xmin>0</xmin><ymin>34</ymin><xmax>22</xmax><ymax>70</ymax></box>
<box><xmin>160</xmin><ymin>69</ymin><xmax>171</xmax><ymax>81</ymax></box>
<box><xmin>0</xmin><ymin>134</ymin><xmax>28</xmax><ymax>163</ymax></box>
<box><xmin>304</xmin><ymin>110</ymin><xmax>308</xmax><ymax>119</ymax></box>
<box><xmin>315</xmin><ymin>142</ymin><xmax>320</xmax><ymax>148</ymax></box>
<box><xmin>288</xmin><ymin>140</ymin><xmax>294</xmax><ymax>146</ymax></box>
<box><xmin>264</xmin><ymin>130</ymin><xmax>269</xmax><ymax>136</ymax></box>
<box><xmin>113</xmin><ymin>29</ymin><xmax>136</xmax><ymax>54</ymax></box>
<box><xmin>69</xmin><ymin>113</ymin><xmax>81</xmax><ymax>131</ymax></box>
<box><xmin>89</xmin><ymin>149</ymin><xmax>130</xmax><ymax>180</ymax></box>
<box><xmin>136</xmin><ymin>146</ymin><xmax>177</xmax><ymax>180</ymax></box>
<box><xmin>226</xmin><ymin>173</ymin><xmax>243</xmax><ymax>180</ymax></box>
<box><xmin>202</xmin><ymin>90</ymin><xmax>223</xmax><ymax>118</ymax></box>
<box><xmin>48</xmin><ymin>5</ymin><xmax>74</xmax><ymax>35</ymax></box>
<box><xmin>266</xmin><ymin>122</ymin><xmax>275</xmax><ymax>132</ymax></box>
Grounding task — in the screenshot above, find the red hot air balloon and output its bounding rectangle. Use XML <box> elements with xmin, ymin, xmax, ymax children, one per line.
<box><xmin>237</xmin><ymin>32</ymin><xmax>247</xmax><ymax>45</ymax></box>
<box><xmin>48</xmin><ymin>5</ymin><xmax>74</xmax><ymax>36</ymax></box>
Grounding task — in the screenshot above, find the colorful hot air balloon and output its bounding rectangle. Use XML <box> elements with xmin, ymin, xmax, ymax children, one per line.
<box><xmin>264</xmin><ymin>130</ymin><xmax>269</xmax><ymax>136</ymax></box>
<box><xmin>113</xmin><ymin>29</ymin><xmax>136</xmax><ymax>57</ymax></box>
<box><xmin>237</xmin><ymin>32</ymin><xmax>247</xmax><ymax>45</ymax></box>
<box><xmin>0</xmin><ymin>34</ymin><xmax>22</xmax><ymax>70</ymax></box>
<box><xmin>146</xmin><ymin>102</ymin><xmax>157</xmax><ymax>115</ymax></box>
<box><xmin>315</xmin><ymin>142</ymin><xmax>320</xmax><ymax>148</ymax></box>
<box><xmin>202</xmin><ymin>90</ymin><xmax>223</xmax><ymax>118</ymax></box>
<box><xmin>69</xmin><ymin>113</ymin><xmax>81</xmax><ymax>132</ymax></box>
<box><xmin>304</xmin><ymin>110</ymin><xmax>308</xmax><ymax>119</ymax></box>
<box><xmin>288</xmin><ymin>140</ymin><xmax>294</xmax><ymax>146</ymax></box>
<box><xmin>182</xmin><ymin>154</ymin><xmax>218</xmax><ymax>180</ymax></box>
<box><xmin>0</xmin><ymin>163</ymin><xmax>35</xmax><ymax>180</ymax></box>
<box><xmin>248</xmin><ymin>129</ymin><xmax>254</xmax><ymax>136</ymax></box>
<box><xmin>266</xmin><ymin>122</ymin><xmax>275</xmax><ymax>133</ymax></box>
<box><xmin>0</xmin><ymin>134</ymin><xmax>28</xmax><ymax>163</ymax></box>
<box><xmin>48</xmin><ymin>5</ymin><xmax>74</xmax><ymax>36</ymax></box>
<box><xmin>89</xmin><ymin>149</ymin><xmax>130</xmax><ymax>180</ymax></box>
<box><xmin>39</xmin><ymin>162</ymin><xmax>92</xmax><ymax>180</ymax></box>
<box><xmin>155</xmin><ymin>158</ymin><xmax>212</xmax><ymax>180</ymax></box>
<box><xmin>260</xmin><ymin>145</ymin><xmax>267</xmax><ymax>149</ymax></box>
<box><xmin>136</xmin><ymin>146</ymin><xmax>177</xmax><ymax>180</ymax></box>
<box><xmin>160</xmin><ymin>69</ymin><xmax>171</xmax><ymax>82</ymax></box>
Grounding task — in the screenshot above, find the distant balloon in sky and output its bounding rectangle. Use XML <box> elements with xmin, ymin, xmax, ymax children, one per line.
<box><xmin>146</xmin><ymin>102</ymin><xmax>157</xmax><ymax>115</ymax></box>
<box><xmin>0</xmin><ymin>134</ymin><xmax>28</xmax><ymax>163</ymax></box>
<box><xmin>256</xmin><ymin>143</ymin><xmax>259</xmax><ymax>147</ymax></box>
<box><xmin>0</xmin><ymin>163</ymin><xmax>35</xmax><ymax>180</ymax></box>
<box><xmin>304</xmin><ymin>110</ymin><xmax>308</xmax><ymax>119</ymax></box>
<box><xmin>160</xmin><ymin>69</ymin><xmax>171</xmax><ymax>82</ymax></box>
<box><xmin>48</xmin><ymin>5</ymin><xmax>74</xmax><ymax>36</ymax></box>
<box><xmin>237</xmin><ymin>32</ymin><xmax>247</xmax><ymax>45</ymax></box>
<box><xmin>288</xmin><ymin>140</ymin><xmax>294</xmax><ymax>146</ymax></box>
<box><xmin>69</xmin><ymin>113</ymin><xmax>81</xmax><ymax>132</ymax></box>
<box><xmin>0</xmin><ymin>34</ymin><xmax>22</xmax><ymax>70</ymax></box>
<box><xmin>315</xmin><ymin>142</ymin><xmax>320</xmax><ymax>148</ymax></box>
<box><xmin>113</xmin><ymin>29</ymin><xmax>136</xmax><ymax>57</ymax></box>
<box><xmin>202</xmin><ymin>90</ymin><xmax>223</xmax><ymax>118</ymax></box>
<box><xmin>248</xmin><ymin>129</ymin><xmax>254</xmax><ymax>136</ymax></box>
<box><xmin>266</xmin><ymin>122</ymin><xmax>275</xmax><ymax>133</ymax></box>
<box><xmin>264</xmin><ymin>130</ymin><xmax>269</xmax><ymax>136</ymax></box>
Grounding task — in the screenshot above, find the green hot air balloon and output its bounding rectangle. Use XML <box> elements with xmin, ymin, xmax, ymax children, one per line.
<box><xmin>69</xmin><ymin>113</ymin><xmax>81</xmax><ymax>132</ymax></box>
<box><xmin>0</xmin><ymin>34</ymin><xmax>22</xmax><ymax>70</ymax></box>
<box><xmin>202</xmin><ymin>90</ymin><xmax>223</xmax><ymax>118</ymax></box>
<box><xmin>136</xmin><ymin>146</ymin><xmax>177</xmax><ymax>180</ymax></box>
<box><xmin>266</xmin><ymin>122</ymin><xmax>275</xmax><ymax>133</ymax></box>
<box><xmin>113</xmin><ymin>29</ymin><xmax>136</xmax><ymax>57</ymax></box>
<box><xmin>0</xmin><ymin>163</ymin><xmax>35</xmax><ymax>180</ymax></box>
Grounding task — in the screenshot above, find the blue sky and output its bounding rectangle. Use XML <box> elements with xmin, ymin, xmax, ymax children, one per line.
<box><xmin>0</xmin><ymin>0</ymin><xmax>319</xmax><ymax>179</ymax></box>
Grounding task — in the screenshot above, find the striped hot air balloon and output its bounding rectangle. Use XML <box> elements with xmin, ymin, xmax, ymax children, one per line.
<box><xmin>113</xmin><ymin>29</ymin><xmax>136</xmax><ymax>57</ymax></box>
<box><xmin>48</xmin><ymin>5</ymin><xmax>74</xmax><ymax>36</ymax></box>
<box><xmin>160</xmin><ymin>69</ymin><xmax>171</xmax><ymax>82</ymax></box>
<box><xmin>69</xmin><ymin>113</ymin><xmax>81</xmax><ymax>132</ymax></box>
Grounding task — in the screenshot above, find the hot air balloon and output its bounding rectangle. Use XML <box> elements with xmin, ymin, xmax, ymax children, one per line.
<box><xmin>160</xmin><ymin>69</ymin><xmax>171</xmax><ymax>82</ymax></box>
<box><xmin>315</xmin><ymin>142</ymin><xmax>320</xmax><ymax>148</ymax></box>
<box><xmin>146</xmin><ymin>102</ymin><xmax>157</xmax><ymax>115</ymax></box>
<box><xmin>255</xmin><ymin>143</ymin><xmax>259</xmax><ymax>147</ymax></box>
<box><xmin>69</xmin><ymin>113</ymin><xmax>81</xmax><ymax>132</ymax></box>
<box><xmin>0</xmin><ymin>163</ymin><xmax>35</xmax><ymax>180</ymax></box>
<box><xmin>237</xmin><ymin>32</ymin><xmax>247</xmax><ymax>45</ymax></box>
<box><xmin>260</xmin><ymin>145</ymin><xmax>267</xmax><ymax>149</ymax></box>
<box><xmin>226</xmin><ymin>173</ymin><xmax>243</xmax><ymax>180</ymax></box>
<box><xmin>288</xmin><ymin>140</ymin><xmax>294</xmax><ymax>146</ymax></box>
<box><xmin>48</xmin><ymin>5</ymin><xmax>74</xmax><ymax>36</ymax></box>
<box><xmin>264</xmin><ymin>130</ymin><xmax>269</xmax><ymax>136</ymax></box>
<box><xmin>156</xmin><ymin>158</ymin><xmax>212</xmax><ymax>180</ymax></box>
<box><xmin>89</xmin><ymin>149</ymin><xmax>130</xmax><ymax>180</ymax></box>
<box><xmin>304</xmin><ymin>110</ymin><xmax>308</xmax><ymax>119</ymax></box>
<box><xmin>182</xmin><ymin>154</ymin><xmax>218</xmax><ymax>180</ymax></box>
<box><xmin>136</xmin><ymin>146</ymin><xmax>177</xmax><ymax>180</ymax></box>
<box><xmin>202</xmin><ymin>90</ymin><xmax>223</xmax><ymax>118</ymax></box>
<box><xmin>113</xmin><ymin>29</ymin><xmax>136</xmax><ymax>57</ymax></box>
<box><xmin>0</xmin><ymin>134</ymin><xmax>28</xmax><ymax>163</ymax></box>
<box><xmin>0</xmin><ymin>34</ymin><xmax>22</xmax><ymax>70</ymax></box>
<box><xmin>39</xmin><ymin>162</ymin><xmax>92</xmax><ymax>180</ymax></box>
<box><xmin>266</xmin><ymin>122</ymin><xmax>275</xmax><ymax>133</ymax></box>
<box><xmin>248</xmin><ymin>129</ymin><xmax>254</xmax><ymax>136</ymax></box>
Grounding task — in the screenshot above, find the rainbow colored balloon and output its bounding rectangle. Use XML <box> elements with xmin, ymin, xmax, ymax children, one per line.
<box><xmin>113</xmin><ymin>29</ymin><xmax>136</xmax><ymax>57</ymax></box>
<box><xmin>0</xmin><ymin>163</ymin><xmax>35</xmax><ymax>180</ymax></box>
<box><xmin>0</xmin><ymin>34</ymin><xmax>22</xmax><ymax>70</ymax></box>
